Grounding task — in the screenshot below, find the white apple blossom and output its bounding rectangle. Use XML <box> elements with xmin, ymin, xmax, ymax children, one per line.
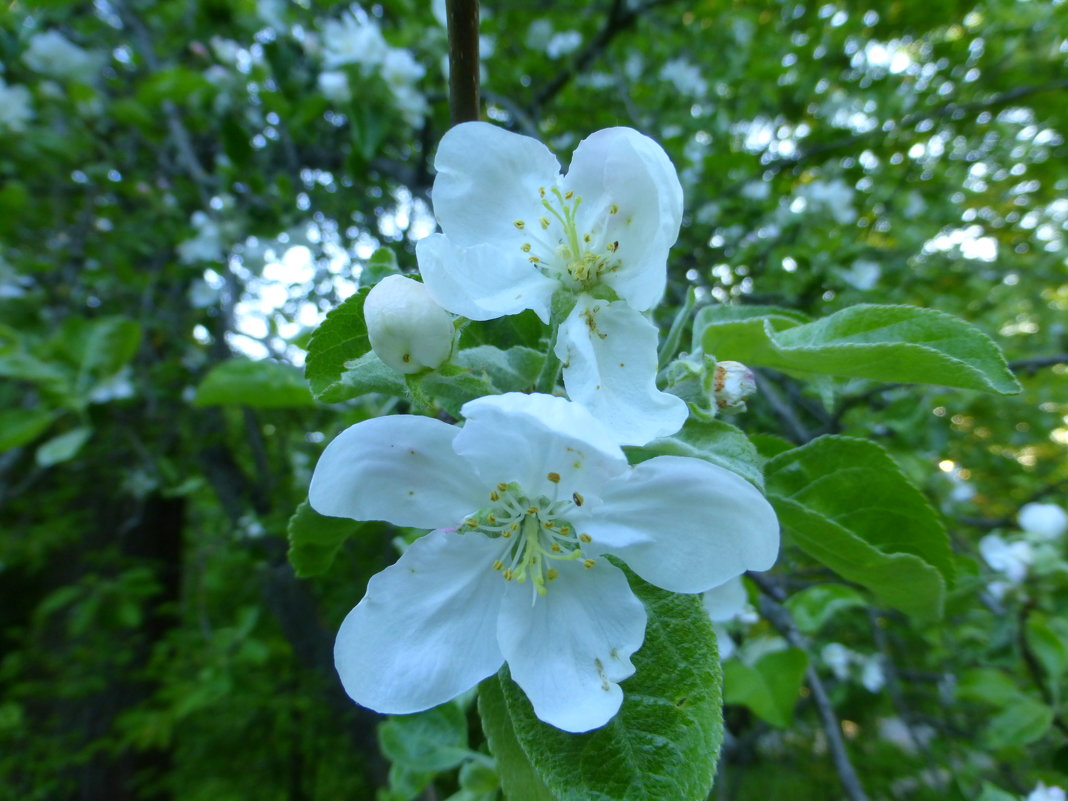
<box><xmin>22</xmin><ymin>30</ymin><xmax>102</xmax><ymax>83</ymax></box>
<box><xmin>546</xmin><ymin>30</ymin><xmax>582</xmax><ymax>59</ymax></box>
<box><xmin>310</xmin><ymin>392</ymin><xmax>779</xmax><ymax>732</ymax></box>
<box><xmin>364</xmin><ymin>275</ymin><xmax>454</xmax><ymax>374</ymax></box>
<box><xmin>979</xmin><ymin>533</ymin><xmax>1033</xmax><ymax>584</ymax></box>
<box><xmin>1018</xmin><ymin>502</ymin><xmax>1067</xmax><ymax>541</ymax></box>
<box><xmin>416</xmin><ymin>122</ymin><xmax>688</xmax><ymax>445</ymax></box>
<box><xmin>659</xmin><ymin>58</ymin><xmax>708</xmax><ymax>98</ymax></box>
<box><xmin>1028</xmin><ymin>783</ymin><xmax>1067</xmax><ymax>801</ymax></box>
<box><xmin>0</xmin><ymin>79</ymin><xmax>33</xmax><ymax>133</ymax></box>
<box><xmin>321</xmin><ymin>6</ymin><xmax>388</xmax><ymax>70</ymax></box>
<box><xmin>317</xmin><ymin>70</ymin><xmax>352</xmax><ymax>103</ymax></box>
<box><xmin>701</xmin><ymin>576</ymin><xmax>758</xmax><ymax>659</ymax></box>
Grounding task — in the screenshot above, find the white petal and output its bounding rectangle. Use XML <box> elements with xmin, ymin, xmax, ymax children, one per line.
<box><xmin>416</xmin><ymin>234</ymin><xmax>556</xmax><ymax>323</ymax></box>
<box><xmin>580</xmin><ymin>455</ymin><xmax>780</xmax><ymax>593</ymax></box>
<box><xmin>563</xmin><ymin>128</ymin><xmax>682</xmax><ymax>310</ymax></box>
<box><xmin>556</xmin><ymin>299</ymin><xmax>687</xmax><ymax>446</ymax></box>
<box><xmin>309</xmin><ymin>415</ymin><xmax>487</xmax><ymax>529</ymax></box>
<box><xmin>702</xmin><ymin>576</ymin><xmax>748</xmax><ymax>622</ymax></box>
<box><xmin>712</xmin><ymin>623</ymin><xmax>736</xmax><ymax>660</ymax></box>
<box><xmin>335</xmin><ymin>530</ymin><xmax>506</xmax><ymax>714</ymax></box>
<box><xmin>433</xmin><ymin>122</ymin><xmax>561</xmax><ymax>249</ymax></box>
<box><xmin>455</xmin><ymin>392</ymin><xmax>627</xmax><ymax>499</ymax></box>
<box><xmin>497</xmin><ymin>558</ymin><xmax>646</xmax><ymax>732</ymax></box>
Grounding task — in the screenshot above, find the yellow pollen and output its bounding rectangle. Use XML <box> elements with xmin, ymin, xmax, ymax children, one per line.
<box><xmin>579</xmin><ymin>533</ymin><xmax>592</xmax><ymax>543</ymax></box>
<box><xmin>497</xmin><ymin>482</ymin><xmax>508</xmax><ymax>491</ymax></box>
<box><xmin>543</xmin><ymin>520</ymin><xmax>555</xmax><ymax>529</ymax></box>
<box><xmin>583</xmin><ymin>233</ymin><xmax>591</xmax><ymax>243</ymax></box>
<box><xmin>539</xmin><ymin>217</ymin><xmax>550</xmax><ymax>229</ymax></box>
<box><xmin>503</xmin><ymin>569</ymin><xmax>513</xmax><ymax>580</ymax></box>
<box><xmin>489</xmin><ymin>490</ymin><xmax>500</xmax><ymax>501</ymax></box>
<box><xmin>583</xmin><ymin>558</ymin><xmax>596</xmax><ymax>569</ymax></box>
<box><xmin>529</xmin><ymin>256</ymin><xmax>540</xmax><ymax>263</ymax></box>
<box><xmin>573</xmin><ymin>492</ymin><xmax>584</xmax><ymax>506</ymax></box>
<box><xmin>493</xmin><ymin>560</ymin><xmax>504</xmax><ymax>570</ymax></box>
<box><xmin>464</xmin><ymin>518</ymin><xmax>478</xmax><ymax>528</ymax></box>
<box><xmin>610</xmin><ymin>203</ymin><xmax>619</xmax><ymax>214</ymax></box>
<box><xmin>527</xmin><ymin>506</ymin><xmax>538</xmax><ymax>515</ymax></box>
<box><xmin>521</xmin><ymin>243</ymin><xmax>532</xmax><ymax>252</ymax></box>
<box><xmin>559</xmin><ymin>525</ymin><xmax>571</xmax><ymax>535</ymax></box>
<box><xmin>509</xmin><ymin>522</ymin><xmax>519</xmax><ymax>531</ymax></box>
<box><xmin>546</xmin><ymin>568</ymin><xmax>559</xmax><ymax>581</ymax></box>
<box><xmin>565</xmin><ymin>190</ymin><xmax>574</xmax><ymax>199</ymax></box>
<box><xmin>551</xmin><ymin>543</ymin><xmax>562</xmax><ymax>553</ymax></box>
<box><xmin>514</xmin><ymin>219</ymin><xmax>525</xmax><ymax>229</ymax></box>
<box><xmin>539</xmin><ymin>186</ymin><xmax>546</xmax><ymax>197</ymax></box>
<box><xmin>502</xmin><ymin>530</ymin><xmax>512</xmax><ymax>538</ymax></box>
<box><xmin>547</xmin><ymin>472</ymin><xmax>560</xmax><ymax>483</ymax></box>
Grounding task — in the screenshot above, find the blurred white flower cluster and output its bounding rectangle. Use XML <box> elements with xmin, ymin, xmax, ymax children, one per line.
<box><xmin>0</xmin><ymin>78</ymin><xmax>33</xmax><ymax>133</ymax></box>
<box><xmin>22</xmin><ymin>30</ymin><xmax>103</xmax><ymax>83</ymax></box>
<box><xmin>820</xmin><ymin>642</ymin><xmax>885</xmax><ymax>692</ymax></box>
<box><xmin>318</xmin><ymin>5</ymin><xmax>427</xmax><ymax>126</ymax></box>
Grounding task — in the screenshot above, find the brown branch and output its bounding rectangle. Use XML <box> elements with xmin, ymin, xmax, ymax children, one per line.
<box><xmin>446</xmin><ymin>0</ymin><xmax>481</xmax><ymax>125</ymax></box>
<box><xmin>749</xmin><ymin>573</ymin><xmax>872</xmax><ymax>801</ymax></box>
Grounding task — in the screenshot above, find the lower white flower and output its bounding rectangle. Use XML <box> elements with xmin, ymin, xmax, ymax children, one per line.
<box><xmin>979</xmin><ymin>533</ymin><xmax>1033</xmax><ymax>584</ymax></box>
<box><xmin>310</xmin><ymin>392</ymin><xmax>779</xmax><ymax>732</ymax></box>
<box><xmin>1018</xmin><ymin>502</ymin><xmax>1067</xmax><ymax>542</ymax></box>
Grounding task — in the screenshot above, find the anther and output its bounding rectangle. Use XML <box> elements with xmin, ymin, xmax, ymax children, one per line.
<box><xmin>487</xmin><ymin>514</ymin><xmax>497</xmax><ymax>524</ymax></box>
<box><xmin>497</xmin><ymin>482</ymin><xmax>508</xmax><ymax>492</ymax></box>
<box><xmin>565</xmin><ymin>190</ymin><xmax>574</xmax><ymax>200</ymax></box>
<box><xmin>503</xmin><ymin>569</ymin><xmax>513</xmax><ymax>580</ymax></box>
<box><xmin>559</xmin><ymin>525</ymin><xmax>571</xmax><ymax>535</ymax></box>
<box><xmin>539</xmin><ymin>186</ymin><xmax>546</xmax><ymax>197</ymax></box>
<box><xmin>546</xmin><ymin>568</ymin><xmax>559</xmax><ymax>581</ymax></box>
<box><xmin>583</xmin><ymin>233</ymin><xmax>591</xmax><ymax>243</ymax></box>
<box><xmin>540</xmin><ymin>217</ymin><xmax>550</xmax><ymax>229</ymax></box>
<box><xmin>609</xmin><ymin>203</ymin><xmax>619</xmax><ymax>214</ymax></box>
<box><xmin>573</xmin><ymin>492</ymin><xmax>584</xmax><ymax>506</ymax></box>
<box><xmin>527</xmin><ymin>506</ymin><xmax>538</xmax><ymax>515</ymax></box>
<box><xmin>514</xmin><ymin>219</ymin><xmax>525</xmax><ymax>229</ymax></box>
<box><xmin>529</xmin><ymin>256</ymin><xmax>540</xmax><ymax>263</ymax></box>
<box><xmin>551</xmin><ymin>543</ymin><xmax>562</xmax><ymax>553</ymax></box>
<box><xmin>464</xmin><ymin>518</ymin><xmax>478</xmax><ymax>528</ymax></box>
<box><xmin>493</xmin><ymin>560</ymin><xmax>504</xmax><ymax>570</ymax></box>
<box><xmin>608</xmin><ymin>241</ymin><xmax>619</xmax><ymax>253</ymax></box>
<box><xmin>547</xmin><ymin>472</ymin><xmax>560</xmax><ymax>483</ymax></box>
<box><xmin>521</xmin><ymin>243</ymin><xmax>532</xmax><ymax>252</ymax></box>
<box><xmin>579</xmin><ymin>533</ymin><xmax>592</xmax><ymax>543</ymax></box>
<box><xmin>489</xmin><ymin>490</ymin><xmax>500</xmax><ymax>501</ymax></box>
<box><xmin>583</xmin><ymin>558</ymin><xmax>596</xmax><ymax>569</ymax></box>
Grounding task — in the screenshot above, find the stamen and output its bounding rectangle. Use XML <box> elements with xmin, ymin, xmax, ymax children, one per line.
<box><xmin>610</xmin><ymin>203</ymin><xmax>619</xmax><ymax>214</ymax></box>
<box><xmin>514</xmin><ymin>219</ymin><xmax>525</xmax><ymax>229</ymax></box>
<box><xmin>540</xmin><ymin>217</ymin><xmax>550</xmax><ymax>229</ymax></box>
<box><xmin>521</xmin><ymin>243</ymin><xmax>532</xmax><ymax>252</ymax></box>
<box><xmin>583</xmin><ymin>558</ymin><xmax>596</xmax><ymax>569</ymax></box>
<box><xmin>489</xmin><ymin>490</ymin><xmax>500</xmax><ymax>501</ymax></box>
<box><xmin>547</xmin><ymin>472</ymin><xmax>560</xmax><ymax>483</ymax></box>
<box><xmin>573</xmin><ymin>492</ymin><xmax>584</xmax><ymax>506</ymax></box>
<box><xmin>546</xmin><ymin>568</ymin><xmax>559</xmax><ymax>580</ymax></box>
<box><xmin>579</xmin><ymin>533</ymin><xmax>592</xmax><ymax>543</ymax></box>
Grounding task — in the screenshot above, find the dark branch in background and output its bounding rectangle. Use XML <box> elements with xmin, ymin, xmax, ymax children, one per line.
<box><xmin>1009</xmin><ymin>354</ymin><xmax>1068</xmax><ymax>373</ymax></box>
<box><xmin>446</xmin><ymin>0</ymin><xmax>481</xmax><ymax>125</ymax></box>
<box><xmin>532</xmin><ymin>0</ymin><xmax>678</xmax><ymax>114</ymax></box>
<box><xmin>749</xmin><ymin>573</ymin><xmax>872</xmax><ymax>801</ymax></box>
<box><xmin>753</xmin><ymin>371</ymin><xmax>811</xmax><ymax>443</ymax></box>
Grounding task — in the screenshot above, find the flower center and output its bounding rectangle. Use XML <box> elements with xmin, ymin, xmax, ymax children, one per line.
<box><xmin>463</xmin><ymin>477</ymin><xmax>594</xmax><ymax>597</ymax></box>
<box><xmin>513</xmin><ymin>186</ymin><xmax>622</xmax><ymax>290</ymax></box>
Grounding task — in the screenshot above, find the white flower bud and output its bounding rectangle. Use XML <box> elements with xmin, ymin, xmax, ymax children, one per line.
<box><xmin>1018</xmin><ymin>502</ymin><xmax>1068</xmax><ymax>541</ymax></box>
<box><xmin>364</xmin><ymin>275</ymin><xmax>454</xmax><ymax>374</ymax></box>
<box><xmin>713</xmin><ymin>360</ymin><xmax>756</xmax><ymax>412</ymax></box>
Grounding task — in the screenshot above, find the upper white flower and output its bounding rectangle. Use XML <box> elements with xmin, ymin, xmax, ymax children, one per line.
<box><xmin>1018</xmin><ymin>502</ymin><xmax>1067</xmax><ymax>541</ymax></box>
<box><xmin>310</xmin><ymin>392</ymin><xmax>779</xmax><ymax>733</ymax></box>
<box><xmin>1028</xmin><ymin>783</ymin><xmax>1068</xmax><ymax>801</ymax></box>
<box><xmin>417</xmin><ymin>122</ymin><xmax>688</xmax><ymax>445</ymax></box>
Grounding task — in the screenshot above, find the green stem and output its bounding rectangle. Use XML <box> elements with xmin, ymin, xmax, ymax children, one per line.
<box><xmin>658</xmin><ymin>287</ymin><xmax>697</xmax><ymax>370</ymax></box>
<box><xmin>535</xmin><ymin>323</ymin><xmax>562</xmax><ymax>394</ymax></box>
<box><xmin>445</xmin><ymin>0</ymin><xmax>481</xmax><ymax>125</ymax></box>
<box><xmin>404</xmin><ymin>375</ymin><xmax>437</xmax><ymax>416</ymax></box>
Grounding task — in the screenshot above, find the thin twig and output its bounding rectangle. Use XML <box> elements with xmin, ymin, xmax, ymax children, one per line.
<box><xmin>749</xmin><ymin>573</ymin><xmax>872</xmax><ymax>801</ymax></box>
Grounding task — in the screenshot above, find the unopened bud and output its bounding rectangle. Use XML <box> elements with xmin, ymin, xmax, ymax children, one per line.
<box><xmin>364</xmin><ymin>275</ymin><xmax>454</xmax><ymax>374</ymax></box>
<box><xmin>713</xmin><ymin>361</ymin><xmax>756</xmax><ymax>412</ymax></box>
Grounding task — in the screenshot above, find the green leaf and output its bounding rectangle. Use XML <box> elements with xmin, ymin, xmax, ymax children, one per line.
<box><xmin>723</xmin><ymin>647</ymin><xmax>808</xmax><ymax>728</ymax></box>
<box><xmin>360</xmin><ymin>247</ymin><xmax>401</xmax><ymax>287</ymax></box>
<box><xmin>977</xmin><ymin>783</ymin><xmax>1019</xmax><ymax>801</ymax></box>
<box><xmin>454</xmin><ymin>346</ymin><xmax>544</xmax><ymax>393</ymax></box>
<box><xmin>478</xmin><ymin>679</ymin><xmax>558</xmax><ymax>801</ymax></box>
<box><xmin>626</xmin><ymin>418</ymin><xmax>765</xmax><ymax>491</ymax></box>
<box><xmin>1025</xmin><ymin>613</ymin><xmax>1068</xmax><ymax>684</ymax></box>
<box><xmin>698</xmin><ymin>304</ymin><xmax>1021</xmax><ymax>394</ymax></box>
<box><xmin>486</xmin><ymin>576</ymin><xmax>723</xmax><ymax>801</ymax></box>
<box><xmin>765</xmin><ymin>436</ymin><xmax>953</xmax><ymax>620</ymax></box>
<box><xmin>194</xmin><ymin>359</ymin><xmax>314</xmax><ymax>408</ymax></box>
<box><xmin>419</xmin><ymin>369</ymin><xmax>497</xmax><ymax>418</ymax></box>
<box><xmin>73</xmin><ymin>317</ymin><xmax>142</xmax><ymax>388</ymax></box>
<box><xmin>379</xmin><ymin>703</ymin><xmax>470</xmax><ymax>773</ymax></box>
<box><xmin>35</xmin><ymin>426</ymin><xmax>93</xmax><ymax>467</ymax></box>
<box><xmin>984</xmin><ymin>696</ymin><xmax>1053</xmax><ymax>749</ymax></box>
<box><xmin>304</xmin><ymin>287</ymin><xmax>374</xmax><ymax>402</ymax></box>
<box><xmin>328</xmin><ymin>350</ymin><xmax>408</xmax><ymax>402</ymax></box>
<box><xmin>784</xmin><ymin>585</ymin><xmax>867</xmax><ymax>634</ymax></box>
<box><xmin>0</xmin><ymin>408</ymin><xmax>57</xmax><ymax>452</ymax></box>
<box><xmin>286</xmin><ymin>500</ymin><xmax>364</xmax><ymax>578</ymax></box>
<box><xmin>955</xmin><ymin>669</ymin><xmax>1021</xmax><ymax>707</ymax></box>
